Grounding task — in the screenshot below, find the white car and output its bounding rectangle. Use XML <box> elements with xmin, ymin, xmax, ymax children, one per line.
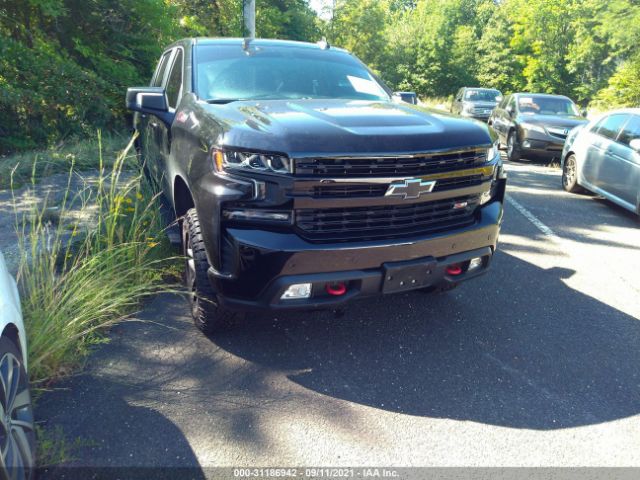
<box><xmin>0</xmin><ymin>251</ymin><xmax>35</xmax><ymax>479</ymax></box>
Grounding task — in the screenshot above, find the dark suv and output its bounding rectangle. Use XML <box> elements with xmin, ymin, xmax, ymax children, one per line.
<box><xmin>451</xmin><ymin>87</ymin><xmax>502</xmax><ymax>122</ymax></box>
<box><xmin>126</xmin><ymin>38</ymin><xmax>506</xmax><ymax>333</ymax></box>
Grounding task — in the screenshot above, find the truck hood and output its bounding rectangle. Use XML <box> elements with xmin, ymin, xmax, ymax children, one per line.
<box><xmin>203</xmin><ymin>99</ymin><xmax>492</xmax><ymax>157</ymax></box>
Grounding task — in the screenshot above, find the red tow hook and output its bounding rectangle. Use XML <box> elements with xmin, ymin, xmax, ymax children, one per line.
<box><xmin>326</xmin><ymin>282</ymin><xmax>347</xmax><ymax>296</ymax></box>
<box><xmin>446</xmin><ymin>263</ymin><xmax>463</xmax><ymax>276</ymax></box>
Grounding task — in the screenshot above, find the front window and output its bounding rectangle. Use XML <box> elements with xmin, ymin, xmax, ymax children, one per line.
<box><xmin>195</xmin><ymin>44</ymin><xmax>390</xmax><ymax>102</ymax></box>
<box><xmin>464</xmin><ymin>89</ymin><xmax>501</xmax><ymax>102</ymax></box>
<box><xmin>517</xmin><ymin>96</ymin><xmax>579</xmax><ymax>116</ymax></box>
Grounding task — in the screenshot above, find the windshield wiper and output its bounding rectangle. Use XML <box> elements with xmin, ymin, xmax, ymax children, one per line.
<box><xmin>205</xmin><ymin>98</ymin><xmax>248</xmax><ymax>104</ymax></box>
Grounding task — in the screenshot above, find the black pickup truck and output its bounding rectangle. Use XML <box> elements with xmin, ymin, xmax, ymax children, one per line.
<box><xmin>126</xmin><ymin>38</ymin><xmax>506</xmax><ymax>334</ymax></box>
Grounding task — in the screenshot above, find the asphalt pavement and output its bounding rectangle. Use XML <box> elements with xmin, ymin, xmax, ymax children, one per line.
<box><xmin>37</xmin><ymin>157</ymin><xmax>640</xmax><ymax>476</ymax></box>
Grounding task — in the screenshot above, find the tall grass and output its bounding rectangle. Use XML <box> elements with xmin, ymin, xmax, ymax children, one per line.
<box><xmin>13</xmin><ymin>132</ymin><xmax>178</xmax><ymax>384</ymax></box>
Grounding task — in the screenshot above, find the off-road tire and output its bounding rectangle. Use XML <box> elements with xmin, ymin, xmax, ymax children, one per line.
<box><xmin>183</xmin><ymin>208</ymin><xmax>243</xmax><ymax>334</ymax></box>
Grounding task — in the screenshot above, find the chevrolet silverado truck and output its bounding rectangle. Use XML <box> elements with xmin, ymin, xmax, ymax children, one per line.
<box><xmin>126</xmin><ymin>38</ymin><xmax>506</xmax><ymax>334</ymax></box>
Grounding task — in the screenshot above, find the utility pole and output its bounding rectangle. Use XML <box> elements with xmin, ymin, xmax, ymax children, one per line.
<box><xmin>243</xmin><ymin>0</ymin><xmax>256</xmax><ymax>39</ymax></box>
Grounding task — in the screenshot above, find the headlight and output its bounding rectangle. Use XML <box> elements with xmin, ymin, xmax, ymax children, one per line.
<box><xmin>214</xmin><ymin>149</ymin><xmax>292</xmax><ymax>174</ymax></box>
<box><xmin>486</xmin><ymin>142</ymin><xmax>500</xmax><ymax>162</ymax></box>
<box><xmin>520</xmin><ymin>123</ymin><xmax>546</xmax><ymax>134</ymax></box>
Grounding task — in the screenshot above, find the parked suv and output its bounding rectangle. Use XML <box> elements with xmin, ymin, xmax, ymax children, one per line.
<box><xmin>126</xmin><ymin>38</ymin><xmax>506</xmax><ymax>333</ymax></box>
<box><xmin>451</xmin><ymin>87</ymin><xmax>502</xmax><ymax>121</ymax></box>
<box><xmin>489</xmin><ymin>93</ymin><xmax>588</xmax><ymax>162</ymax></box>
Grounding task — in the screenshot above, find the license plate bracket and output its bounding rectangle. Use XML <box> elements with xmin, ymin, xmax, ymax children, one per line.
<box><xmin>382</xmin><ymin>258</ymin><xmax>437</xmax><ymax>294</ymax></box>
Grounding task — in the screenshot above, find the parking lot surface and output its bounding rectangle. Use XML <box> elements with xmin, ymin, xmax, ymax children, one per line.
<box><xmin>38</xmin><ymin>159</ymin><xmax>640</xmax><ymax>474</ymax></box>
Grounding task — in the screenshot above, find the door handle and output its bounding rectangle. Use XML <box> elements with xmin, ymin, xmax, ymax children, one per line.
<box><xmin>150</xmin><ymin>121</ymin><xmax>159</xmax><ymax>128</ymax></box>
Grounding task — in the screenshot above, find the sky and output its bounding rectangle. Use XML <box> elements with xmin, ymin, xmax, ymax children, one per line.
<box><xmin>308</xmin><ymin>0</ymin><xmax>333</xmax><ymax>19</ymax></box>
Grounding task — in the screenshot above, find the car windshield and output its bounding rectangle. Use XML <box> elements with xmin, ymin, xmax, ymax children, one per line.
<box><xmin>195</xmin><ymin>44</ymin><xmax>390</xmax><ymax>102</ymax></box>
<box><xmin>464</xmin><ymin>89</ymin><xmax>501</xmax><ymax>102</ymax></box>
<box><xmin>517</xmin><ymin>96</ymin><xmax>579</xmax><ymax>116</ymax></box>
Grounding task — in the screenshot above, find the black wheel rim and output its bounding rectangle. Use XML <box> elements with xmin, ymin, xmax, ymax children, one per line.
<box><xmin>0</xmin><ymin>352</ymin><xmax>34</xmax><ymax>480</ymax></box>
<box><xmin>563</xmin><ymin>157</ymin><xmax>576</xmax><ymax>188</ymax></box>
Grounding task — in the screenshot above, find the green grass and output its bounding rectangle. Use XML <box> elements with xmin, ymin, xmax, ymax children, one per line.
<box><xmin>13</xmin><ymin>132</ymin><xmax>180</xmax><ymax>384</ymax></box>
<box><xmin>35</xmin><ymin>425</ymin><xmax>96</xmax><ymax>467</ymax></box>
<box><xmin>419</xmin><ymin>96</ymin><xmax>454</xmax><ymax>112</ymax></box>
<box><xmin>0</xmin><ymin>132</ymin><xmax>130</xmax><ymax>190</ymax></box>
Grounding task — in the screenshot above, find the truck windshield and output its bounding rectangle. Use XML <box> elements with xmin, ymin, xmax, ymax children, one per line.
<box><xmin>195</xmin><ymin>44</ymin><xmax>390</xmax><ymax>103</ymax></box>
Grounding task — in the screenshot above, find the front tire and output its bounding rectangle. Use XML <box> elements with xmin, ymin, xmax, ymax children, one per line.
<box><xmin>507</xmin><ymin>130</ymin><xmax>521</xmax><ymax>161</ymax></box>
<box><xmin>0</xmin><ymin>336</ymin><xmax>35</xmax><ymax>480</ymax></box>
<box><xmin>182</xmin><ymin>208</ymin><xmax>243</xmax><ymax>334</ymax></box>
<box><xmin>562</xmin><ymin>154</ymin><xmax>582</xmax><ymax>193</ymax></box>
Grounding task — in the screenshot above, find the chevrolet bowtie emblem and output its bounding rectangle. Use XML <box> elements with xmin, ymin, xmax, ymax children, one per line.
<box><xmin>385</xmin><ymin>178</ymin><xmax>437</xmax><ymax>199</ymax></box>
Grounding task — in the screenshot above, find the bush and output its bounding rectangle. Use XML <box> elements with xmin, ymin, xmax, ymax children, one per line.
<box><xmin>0</xmin><ymin>38</ymin><xmax>118</xmax><ymax>153</ymax></box>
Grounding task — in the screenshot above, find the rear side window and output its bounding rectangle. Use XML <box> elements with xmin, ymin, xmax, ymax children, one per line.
<box><xmin>596</xmin><ymin>114</ymin><xmax>628</xmax><ymax>140</ymax></box>
<box><xmin>151</xmin><ymin>51</ymin><xmax>172</xmax><ymax>87</ymax></box>
<box><xmin>618</xmin><ymin>115</ymin><xmax>640</xmax><ymax>147</ymax></box>
<box><xmin>166</xmin><ymin>49</ymin><xmax>184</xmax><ymax>109</ymax></box>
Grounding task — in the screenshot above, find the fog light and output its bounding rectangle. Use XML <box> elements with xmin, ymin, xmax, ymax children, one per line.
<box><xmin>468</xmin><ymin>257</ymin><xmax>483</xmax><ymax>272</ymax></box>
<box><xmin>522</xmin><ymin>140</ymin><xmax>531</xmax><ymax>148</ymax></box>
<box><xmin>281</xmin><ymin>283</ymin><xmax>312</xmax><ymax>300</ymax></box>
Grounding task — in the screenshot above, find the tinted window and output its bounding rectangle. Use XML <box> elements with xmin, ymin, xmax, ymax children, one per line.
<box><xmin>151</xmin><ymin>51</ymin><xmax>172</xmax><ymax>87</ymax></box>
<box><xmin>618</xmin><ymin>115</ymin><xmax>640</xmax><ymax>146</ymax></box>
<box><xmin>596</xmin><ymin>114</ymin><xmax>629</xmax><ymax>141</ymax></box>
<box><xmin>166</xmin><ymin>49</ymin><xmax>183</xmax><ymax>109</ymax></box>
<box><xmin>195</xmin><ymin>44</ymin><xmax>389</xmax><ymax>102</ymax></box>
<box><xmin>517</xmin><ymin>95</ymin><xmax>579</xmax><ymax>116</ymax></box>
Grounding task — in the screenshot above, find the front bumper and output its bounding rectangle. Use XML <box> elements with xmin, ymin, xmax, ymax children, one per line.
<box><xmin>208</xmin><ymin>199</ymin><xmax>504</xmax><ymax>312</ymax></box>
<box><xmin>520</xmin><ymin>131</ymin><xmax>566</xmax><ymax>159</ymax></box>
<box><xmin>461</xmin><ymin>112</ymin><xmax>492</xmax><ymax>122</ymax></box>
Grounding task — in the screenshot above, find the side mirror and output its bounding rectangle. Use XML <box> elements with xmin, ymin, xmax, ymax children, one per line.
<box><xmin>629</xmin><ymin>138</ymin><xmax>640</xmax><ymax>152</ymax></box>
<box><xmin>505</xmin><ymin>105</ymin><xmax>514</xmax><ymax>117</ymax></box>
<box><xmin>581</xmin><ymin>109</ymin><xmax>588</xmax><ymax>118</ymax></box>
<box><xmin>126</xmin><ymin>87</ymin><xmax>173</xmax><ymax>124</ymax></box>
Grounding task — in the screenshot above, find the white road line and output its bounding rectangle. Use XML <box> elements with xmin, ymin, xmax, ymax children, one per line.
<box><xmin>505</xmin><ymin>195</ymin><xmax>560</xmax><ymax>240</ymax></box>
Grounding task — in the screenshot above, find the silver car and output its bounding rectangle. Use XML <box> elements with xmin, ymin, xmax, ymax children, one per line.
<box><xmin>561</xmin><ymin>108</ymin><xmax>640</xmax><ymax>215</ymax></box>
<box><xmin>0</xmin><ymin>251</ymin><xmax>35</xmax><ymax>479</ymax></box>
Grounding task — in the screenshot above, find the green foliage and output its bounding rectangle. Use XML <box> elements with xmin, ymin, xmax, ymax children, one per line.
<box><xmin>1</xmin><ymin>0</ymin><xmax>639</xmax><ymax>154</ymax></box>
<box><xmin>14</xmin><ymin>133</ymin><xmax>178</xmax><ymax>384</ymax></box>
<box><xmin>325</xmin><ymin>0</ymin><xmax>640</xmax><ymax>108</ymax></box>
<box><xmin>0</xmin><ymin>0</ymin><xmax>320</xmax><ymax>154</ymax></box>
<box><xmin>0</xmin><ymin>132</ymin><xmax>126</xmax><ymax>189</ymax></box>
